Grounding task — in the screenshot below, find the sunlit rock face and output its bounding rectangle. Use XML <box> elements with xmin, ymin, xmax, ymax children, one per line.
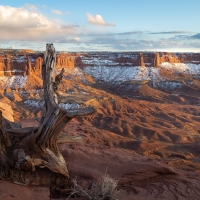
<box><xmin>57</xmin><ymin>53</ymin><xmax>74</xmax><ymax>69</ymax></box>
<box><xmin>0</xmin><ymin>53</ymin><xmax>42</xmax><ymax>76</ymax></box>
<box><xmin>0</xmin><ymin>52</ymin><xmax>75</xmax><ymax>77</ymax></box>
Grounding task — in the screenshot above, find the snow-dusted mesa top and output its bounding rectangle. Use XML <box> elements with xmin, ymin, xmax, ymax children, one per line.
<box><xmin>81</xmin><ymin>66</ymin><xmax>152</xmax><ymax>82</ymax></box>
<box><xmin>80</xmin><ymin>62</ymin><xmax>200</xmax><ymax>83</ymax></box>
<box><xmin>160</xmin><ymin>62</ymin><xmax>200</xmax><ymax>74</ymax></box>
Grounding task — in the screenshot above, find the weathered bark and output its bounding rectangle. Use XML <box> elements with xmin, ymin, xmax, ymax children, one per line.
<box><xmin>0</xmin><ymin>44</ymin><xmax>94</xmax><ymax>192</ymax></box>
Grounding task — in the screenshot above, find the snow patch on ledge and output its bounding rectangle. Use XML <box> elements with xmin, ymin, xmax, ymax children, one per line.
<box><xmin>80</xmin><ymin>63</ymin><xmax>200</xmax><ymax>84</ymax></box>
<box><xmin>24</xmin><ymin>100</ymin><xmax>45</xmax><ymax>109</ymax></box>
<box><xmin>59</xmin><ymin>102</ymin><xmax>81</xmax><ymax>110</ymax></box>
<box><xmin>81</xmin><ymin>66</ymin><xmax>152</xmax><ymax>82</ymax></box>
<box><xmin>160</xmin><ymin>62</ymin><xmax>200</xmax><ymax>74</ymax></box>
<box><xmin>24</xmin><ymin>100</ymin><xmax>81</xmax><ymax>110</ymax></box>
<box><xmin>0</xmin><ymin>75</ymin><xmax>28</xmax><ymax>88</ymax></box>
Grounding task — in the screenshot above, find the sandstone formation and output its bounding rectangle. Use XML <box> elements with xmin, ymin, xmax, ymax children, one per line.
<box><xmin>133</xmin><ymin>53</ymin><xmax>145</xmax><ymax>66</ymax></box>
<box><xmin>1</xmin><ymin>52</ymin><xmax>200</xmax><ymax>78</ymax></box>
<box><xmin>132</xmin><ymin>52</ymin><xmax>182</xmax><ymax>67</ymax></box>
<box><xmin>0</xmin><ymin>52</ymin><xmax>75</xmax><ymax>77</ymax></box>
<box><xmin>135</xmin><ymin>52</ymin><xmax>200</xmax><ymax>67</ymax></box>
<box><xmin>1</xmin><ymin>51</ymin><xmax>200</xmax><ymax>92</ymax></box>
<box><xmin>78</xmin><ymin>52</ymin><xmax>200</xmax><ymax>67</ymax></box>
<box><xmin>144</xmin><ymin>52</ymin><xmax>181</xmax><ymax>67</ymax></box>
<box><xmin>57</xmin><ymin>53</ymin><xmax>74</xmax><ymax>69</ymax></box>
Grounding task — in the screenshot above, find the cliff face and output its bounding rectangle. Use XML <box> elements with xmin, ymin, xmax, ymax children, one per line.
<box><xmin>80</xmin><ymin>52</ymin><xmax>200</xmax><ymax>68</ymax></box>
<box><xmin>1</xmin><ymin>51</ymin><xmax>200</xmax><ymax>79</ymax></box>
<box><xmin>132</xmin><ymin>53</ymin><xmax>145</xmax><ymax>67</ymax></box>
<box><xmin>130</xmin><ymin>52</ymin><xmax>195</xmax><ymax>67</ymax></box>
<box><xmin>0</xmin><ymin>54</ymin><xmax>42</xmax><ymax>76</ymax></box>
<box><xmin>0</xmin><ymin>53</ymin><xmax>75</xmax><ymax>77</ymax></box>
<box><xmin>144</xmin><ymin>52</ymin><xmax>181</xmax><ymax>67</ymax></box>
<box><xmin>178</xmin><ymin>53</ymin><xmax>200</xmax><ymax>63</ymax></box>
<box><xmin>57</xmin><ymin>53</ymin><xmax>74</xmax><ymax>69</ymax></box>
<box><xmin>133</xmin><ymin>52</ymin><xmax>200</xmax><ymax>67</ymax></box>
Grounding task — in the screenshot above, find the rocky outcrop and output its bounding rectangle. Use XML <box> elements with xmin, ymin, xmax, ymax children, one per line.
<box><xmin>152</xmin><ymin>52</ymin><xmax>180</xmax><ymax>67</ymax></box>
<box><xmin>0</xmin><ymin>53</ymin><xmax>43</xmax><ymax>76</ymax></box>
<box><xmin>79</xmin><ymin>52</ymin><xmax>200</xmax><ymax>68</ymax></box>
<box><xmin>57</xmin><ymin>53</ymin><xmax>74</xmax><ymax>69</ymax></box>
<box><xmin>75</xmin><ymin>56</ymin><xmax>84</xmax><ymax>68</ymax></box>
<box><xmin>131</xmin><ymin>53</ymin><xmax>145</xmax><ymax>66</ymax></box>
<box><xmin>1</xmin><ymin>52</ymin><xmax>200</xmax><ymax>76</ymax></box>
<box><xmin>0</xmin><ymin>53</ymin><xmax>75</xmax><ymax>77</ymax></box>
<box><xmin>135</xmin><ymin>52</ymin><xmax>200</xmax><ymax>67</ymax></box>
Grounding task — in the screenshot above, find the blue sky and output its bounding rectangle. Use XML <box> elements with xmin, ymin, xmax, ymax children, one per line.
<box><xmin>0</xmin><ymin>0</ymin><xmax>200</xmax><ymax>52</ymax></box>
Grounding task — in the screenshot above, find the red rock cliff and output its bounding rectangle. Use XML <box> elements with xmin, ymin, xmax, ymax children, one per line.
<box><xmin>0</xmin><ymin>53</ymin><xmax>75</xmax><ymax>76</ymax></box>
<box><xmin>117</xmin><ymin>52</ymin><xmax>200</xmax><ymax>67</ymax></box>
<box><xmin>57</xmin><ymin>53</ymin><xmax>74</xmax><ymax>69</ymax></box>
<box><xmin>75</xmin><ymin>52</ymin><xmax>200</xmax><ymax>68</ymax></box>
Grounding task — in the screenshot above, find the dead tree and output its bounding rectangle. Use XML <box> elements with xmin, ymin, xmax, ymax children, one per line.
<box><xmin>0</xmin><ymin>44</ymin><xmax>94</xmax><ymax>193</ymax></box>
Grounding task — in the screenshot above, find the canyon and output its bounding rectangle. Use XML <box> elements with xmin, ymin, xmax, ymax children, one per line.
<box><xmin>1</xmin><ymin>50</ymin><xmax>200</xmax><ymax>199</ymax></box>
<box><xmin>1</xmin><ymin>50</ymin><xmax>200</xmax><ymax>78</ymax></box>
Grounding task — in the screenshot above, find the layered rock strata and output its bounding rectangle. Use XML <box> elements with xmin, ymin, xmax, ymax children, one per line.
<box><xmin>1</xmin><ymin>52</ymin><xmax>200</xmax><ymax>77</ymax></box>
<box><xmin>0</xmin><ymin>53</ymin><xmax>75</xmax><ymax>77</ymax></box>
<box><xmin>80</xmin><ymin>52</ymin><xmax>200</xmax><ymax>67</ymax></box>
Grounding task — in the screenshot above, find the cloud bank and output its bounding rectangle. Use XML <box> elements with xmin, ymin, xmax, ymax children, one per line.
<box><xmin>86</xmin><ymin>13</ymin><xmax>115</xmax><ymax>26</ymax></box>
<box><xmin>0</xmin><ymin>5</ymin><xmax>76</xmax><ymax>42</ymax></box>
<box><xmin>0</xmin><ymin>5</ymin><xmax>199</xmax><ymax>51</ymax></box>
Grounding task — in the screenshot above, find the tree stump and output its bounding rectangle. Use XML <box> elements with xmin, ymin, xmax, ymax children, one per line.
<box><xmin>0</xmin><ymin>44</ymin><xmax>94</xmax><ymax>196</ymax></box>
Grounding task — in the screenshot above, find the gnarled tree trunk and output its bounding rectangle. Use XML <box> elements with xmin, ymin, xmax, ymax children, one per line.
<box><xmin>0</xmin><ymin>44</ymin><xmax>94</xmax><ymax>196</ymax></box>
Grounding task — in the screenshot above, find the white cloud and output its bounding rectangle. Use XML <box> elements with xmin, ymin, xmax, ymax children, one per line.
<box><xmin>0</xmin><ymin>6</ymin><xmax>51</xmax><ymax>28</ymax></box>
<box><xmin>51</xmin><ymin>9</ymin><xmax>63</xmax><ymax>15</ymax></box>
<box><xmin>86</xmin><ymin>13</ymin><xmax>115</xmax><ymax>26</ymax></box>
<box><xmin>24</xmin><ymin>3</ymin><xmax>38</xmax><ymax>12</ymax></box>
<box><xmin>0</xmin><ymin>5</ymin><xmax>77</xmax><ymax>42</ymax></box>
<box><xmin>74</xmin><ymin>37</ymin><xmax>80</xmax><ymax>41</ymax></box>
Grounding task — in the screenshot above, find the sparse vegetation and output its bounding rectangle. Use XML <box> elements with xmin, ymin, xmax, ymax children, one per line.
<box><xmin>68</xmin><ymin>174</ymin><xmax>119</xmax><ymax>200</ymax></box>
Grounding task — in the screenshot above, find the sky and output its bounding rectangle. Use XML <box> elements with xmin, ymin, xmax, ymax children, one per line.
<box><xmin>0</xmin><ymin>0</ymin><xmax>200</xmax><ymax>52</ymax></box>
